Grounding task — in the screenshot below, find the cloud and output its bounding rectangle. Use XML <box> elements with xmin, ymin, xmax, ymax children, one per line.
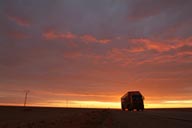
<box><xmin>43</xmin><ymin>30</ymin><xmax>77</xmax><ymax>40</ymax></box>
<box><xmin>80</xmin><ymin>34</ymin><xmax>111</xmax><ymax>44</ymax></box>
<box><xmin>128</xmin><ymin>38</ymin><xmax>172</xmax><ymax>52</ymax></box>
<box><xmin>59</xmin><ymin>36</ymin><xmax>192</xmax><ymax>66</ymax></box>
<box><xmin>7</xmin><ymin>14</ymin><xmax>31</xmax><ymax>27</ymax></box>
<box><xmin>43</xmin><ymin>31</ymin><xmax>111</xmax><ymax>44</ymax></box>
<box><xmin>81</xmin><ymin>35</ymin><xmax>97</xmax><ymax>43</ymax></box>
<box><xmin>98</xmin><ymin>39</ymin><xmax>111</xmax><ymax>44</ymax></box>
<box><xmin>129</xmin><ymin>36</ymin><xmax>192</xmax><ymax>52</ymax></box>
<box><xmin>99</xmin><ymin>36</ymin><xmax>192</xmax><ymax>65</ymax></box>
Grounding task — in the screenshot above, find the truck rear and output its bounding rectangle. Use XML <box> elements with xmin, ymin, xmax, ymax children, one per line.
<box><xmin>121</xmin><ymin>91</ymin><xmax>144</xmax><ymax>111</ymax></box>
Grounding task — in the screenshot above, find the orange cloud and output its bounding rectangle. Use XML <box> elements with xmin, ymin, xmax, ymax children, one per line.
<box><xmin>100</xmin><ymin>36</ymin><xmax>192</xmax><ymax>66</ymax></box>
<box><xmin>43</xmin><ymin>31</ymin><xmax>76</xmax><ymax>40</ymax></box>
<box><xmin>43</xmin><ymin>31</ymin><xmax>57</xmax><ymax>39</ymax></box>
<box><xmin>129</xmin><ymin>38</ymin><xmax>171</xmax><ymax>52</ymax></box>
<box><xmin>128</xmin><ymin>36</ymin><xmax>192</xmax><ymax>53</ymax></box>
<box><xmin>177</xmin><ymin>36</ymin><xmax>192</xmax><ymax>47</ymax></box>
<box><xmin>7</xmin><ymin>14</ymin><xmax>31</xmax><ymax>27</ymax></box>
<box><xmin>99</xmin><ymin>39</ymin><xmax>111</xmax><ymax>44</ymax></box>
<box><xmin>81</xmin><ymin>34</ymin><xmax>111</xmax><ymax>44</ymax></box>
<box><xmin>43</xmin><ymin>31</ymin><xmax>111</xmax><ymax>44</ymax></box>
<box><xmin>81</xmin><ymin>35</ymin><xmax>97</xmax><ymax>43</ymax></box>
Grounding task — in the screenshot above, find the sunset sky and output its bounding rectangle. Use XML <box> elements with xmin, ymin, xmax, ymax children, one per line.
<box><xmin>0</xmin><ymin>0</ymin><xmax>192</xmax><ymax>108</ymax></box>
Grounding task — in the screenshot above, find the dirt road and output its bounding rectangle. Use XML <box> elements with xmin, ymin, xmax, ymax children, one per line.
<box><xmin>111</xmin><ymin>109</ymin><xmax>192</xmax><ymax>128</ymax></box>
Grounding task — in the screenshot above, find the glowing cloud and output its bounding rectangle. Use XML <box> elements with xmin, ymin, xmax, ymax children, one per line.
<box><xmin>43</xmin><ymin>31</ymin><xmax>76</xmax><ymax>40</ymax></box>
<box><xmin>81</xmin><ymin>35</ymin><xmax>111</xmax><ymax>44</ymax></box>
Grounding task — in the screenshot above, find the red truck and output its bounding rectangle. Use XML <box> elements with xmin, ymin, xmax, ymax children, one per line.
<box><xmin>121</xmin><ymin>91</ymin><xmax>144</xmax><ymax>111</ymax></box>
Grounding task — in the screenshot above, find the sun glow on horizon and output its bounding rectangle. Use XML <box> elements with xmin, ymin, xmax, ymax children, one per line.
<box><xmin>1</xmin><ymin>100</ymin><xmax>192</xmax><ymax>109</ymax></box>
<box><xmin>5</xmin><ymin>100</ymin><xmax>188</xmax><ymax>109</ymax></box>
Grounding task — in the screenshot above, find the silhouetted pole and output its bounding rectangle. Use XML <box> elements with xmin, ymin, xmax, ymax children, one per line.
<box><xmin>24</xmin><ymin>90</ymin><xmax>30</xmax><ymax>107</ymax></box>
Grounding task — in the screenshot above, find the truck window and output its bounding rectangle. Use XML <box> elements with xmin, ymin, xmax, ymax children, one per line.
<box><xmin>132</xmin><ymin>95</ymin><xmax>142</xmax><ymax>100</ymax></box>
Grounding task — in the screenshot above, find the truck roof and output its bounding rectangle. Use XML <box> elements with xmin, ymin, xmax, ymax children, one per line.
<box><xmin>121</xmin><ymin>91</ymin><xmax>142</xmax><ymax>99</ymax></box>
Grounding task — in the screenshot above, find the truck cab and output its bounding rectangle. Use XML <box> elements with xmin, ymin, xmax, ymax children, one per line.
<box><xmin>121</xmin><ymin>91</ymin><xmax>144</xmax><ymax>111</ymax></box>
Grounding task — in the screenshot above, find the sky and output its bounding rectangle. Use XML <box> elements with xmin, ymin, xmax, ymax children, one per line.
<box><xmin>0</xmin><ymin>0</ymin><xmax>192</xmax><ymax>108</ymax></box>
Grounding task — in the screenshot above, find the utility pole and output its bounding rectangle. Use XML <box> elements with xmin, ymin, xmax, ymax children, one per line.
<box><xmin>24</xmin><ymin>90</ymin><xmax>30</xmax><ymax>107</ymax></box>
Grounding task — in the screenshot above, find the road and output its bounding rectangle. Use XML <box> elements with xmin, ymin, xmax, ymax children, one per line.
<box><xmin>110</xmin><ymin>109</ymin><xmax>192</xmax><ymax>128</ymax></box>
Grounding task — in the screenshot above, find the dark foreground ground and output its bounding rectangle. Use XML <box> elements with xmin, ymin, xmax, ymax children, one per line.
<box><xmin>0</xmin><ymin>106</ymin><xmax>192</xmax><ymax>128</ymax></box>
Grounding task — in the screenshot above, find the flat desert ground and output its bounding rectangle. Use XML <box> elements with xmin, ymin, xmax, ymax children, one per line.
<box><xmin>0</xmin><ymin>106</ymin><xmax>192</xmax><ymax>128</ymax></box>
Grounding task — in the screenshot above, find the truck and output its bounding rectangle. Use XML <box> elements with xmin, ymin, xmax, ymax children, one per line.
<box><xmin>121</xmin><ymin>91</ymin><xmax>144</xmax><ymax>111</ymax></box>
